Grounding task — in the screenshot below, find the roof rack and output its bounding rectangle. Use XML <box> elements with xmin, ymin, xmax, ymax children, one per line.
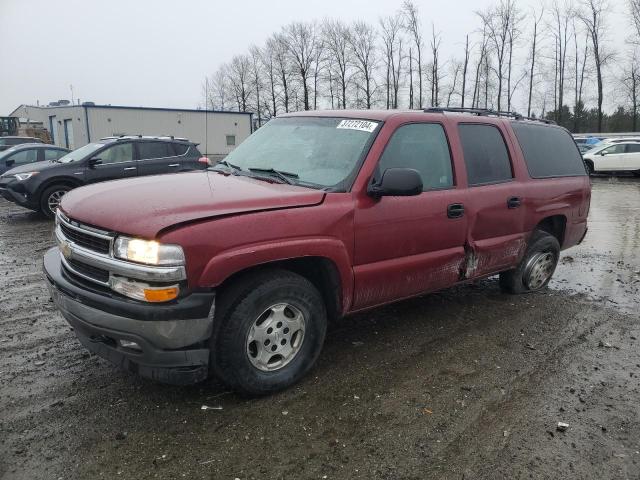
<box><xmin>424</xmin><ymin>107</ymin><xmax>556</xmax><ymax>125</ymax></box>
<box><xmin>98</xmin><ymin>135</ymin><xmax>190</xmax><ymax>142</ymax></box>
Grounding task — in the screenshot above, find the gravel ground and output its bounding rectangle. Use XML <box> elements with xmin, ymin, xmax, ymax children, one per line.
<box><xmin>1</xmin><ymin>177</ymin><xmax>639</xmax><ymax>480</ymax></box>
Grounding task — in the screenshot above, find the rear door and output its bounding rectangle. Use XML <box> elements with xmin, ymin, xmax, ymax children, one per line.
<box><xmin>353</xmin><ymin>122</ymin><xmax>468</xmax><ymax>309</ymax></box>
<box><xmin>136</xmin><ymin>141</ymin><xmax>181</xmax><ymax>176</ymax></box>
<box><xmin>623</xmin><ymin>143</ymin><xmax>640</xmax><ymax>170</ymax></box>
<box><xmin>456</xmin><ymin>122</ymin><xmax>526</xmax><ymax>278</ymax></box>
<box><xmin>84</xmin><ymin>142</ymin><xmax>137</xmax><ymax>183</ymax></box>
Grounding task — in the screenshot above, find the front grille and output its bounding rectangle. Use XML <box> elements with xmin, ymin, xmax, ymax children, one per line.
<box><xmin>66</xmin><ymin>258</ymin><xmax>110</xmax><ymax>284</ymax></box>
<box><xmin>60</xmin><ymin>223</ymin><xmax>111</xmax><ymax>254</ymax></box>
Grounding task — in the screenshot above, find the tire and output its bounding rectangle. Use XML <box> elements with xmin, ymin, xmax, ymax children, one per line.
<box><xmin>39</xmin><ymin>184</ymin><xmax>71</xmax><ymax>219</ymax></box>
<box><xmin>499</xmin><ymin>230</ymin><xmax>560</xmax><ymax>294</ymax></box>
<box><xmin>584</xmin><ymin>160</ymin><xmax>594</xmax><ymax>175</ymax></box>
<box><xmin>633</xmin><ymin>170</ymin><xmax>640</xmax><ymax>177</ymax></box>
<box><xmin>210</xmin><ymin>269</ymin><xmax>327</xmax><ymax>395</ymax></box>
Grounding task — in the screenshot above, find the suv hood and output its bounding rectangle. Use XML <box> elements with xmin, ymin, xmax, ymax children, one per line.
<box><xmin>60</xmin><ymin>171</ymin><xmax>326</xmax><ymax>238</ymax></box>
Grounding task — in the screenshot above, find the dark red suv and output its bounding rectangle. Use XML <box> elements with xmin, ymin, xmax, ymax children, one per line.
<box><xmin>44</xmin><ymin>108</ymin><xmax>590</xmax><ymax>394</ymax></box>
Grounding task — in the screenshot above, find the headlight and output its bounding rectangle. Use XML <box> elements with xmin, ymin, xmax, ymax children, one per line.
<box><xmin>14</xmin><ymin>172</ymin><xmax>39</xmax><ymax>181</ymax></box>
<box><xmin>114</xmin><ymin>236</ymin><xmax>185</xmax><ymax>266</ymax></box>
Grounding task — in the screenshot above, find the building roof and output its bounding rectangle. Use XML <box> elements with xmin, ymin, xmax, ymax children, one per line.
<box><xmin>10</xmin><ymin>104</ymin><xmax>252</xmax><ymax>117</ymax></box>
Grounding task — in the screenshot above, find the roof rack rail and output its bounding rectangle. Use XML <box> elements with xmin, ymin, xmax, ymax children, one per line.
<box><xmin>424</xmin><ymin>107</ymin><xmax>556</xmax><ymax>125</ymax></box>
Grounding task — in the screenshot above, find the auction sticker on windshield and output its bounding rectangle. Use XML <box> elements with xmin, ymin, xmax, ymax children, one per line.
<box><xmin>337</xmin><ymin>119</ymin><xmax>379</xmax><ymax>133</ymax></box>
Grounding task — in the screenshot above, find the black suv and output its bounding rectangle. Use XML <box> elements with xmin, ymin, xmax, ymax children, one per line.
<box><xmin>0</xmin><ymin>136</ymin><xmax>206</xmax><ymax>217</ymax></box>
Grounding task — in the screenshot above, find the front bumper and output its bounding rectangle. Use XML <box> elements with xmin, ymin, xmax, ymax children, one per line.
<box><xmin>44</xmin><ymin>247</ymin><xmax>215</xmax><ymax>385</ymax></box>
<box><xmin>0</xmin><ymin>183</ymin><xmax>33</xmax><ymax>208</ymax></box>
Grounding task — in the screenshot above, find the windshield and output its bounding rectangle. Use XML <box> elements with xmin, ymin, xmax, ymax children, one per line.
<box><xmin>57</xmin><ymin>142</ymin><xmax>105</xmax><ymax>163</ymax></box>
<box><xmin>220</xmin><ymin>117</ymin><xmax>380</xmax><ymax>189</ymax></box>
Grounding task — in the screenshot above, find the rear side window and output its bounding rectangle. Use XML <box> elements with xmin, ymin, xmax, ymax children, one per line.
<box><xmin>172</xmin><ymin>143</ymin><xmax>190</xmax><ymax>155</ymax></box>
<box><xmin>626</xmin><ymin>143</ymin><xmax>640</xmax><ymax>153</ymax></box>
<box><xmin>511</xmin><ymin>123</ymin><xmax>587</xmax><ymax>178</ymax></box>
<box><xmin>138</xmin><ymin>141</ymin><xmax>172</xmax><ymax>160</ymax></box>
<box><xmin>377</xmin><ymin>123</ymin><xmax>454</xmax><ymax>191</ymax></box>
<box><xmin>458</xmin><ymin>124</ymin><xmax>513</xmax><ymax>186</ymax></box>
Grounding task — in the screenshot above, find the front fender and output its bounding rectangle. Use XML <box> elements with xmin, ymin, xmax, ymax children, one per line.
<box><xmin>197</xmin><ymin>237</ymin><xmax>354</xmax><ymax>313</ymax></box>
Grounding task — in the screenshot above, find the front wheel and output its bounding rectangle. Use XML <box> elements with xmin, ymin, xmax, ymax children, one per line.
<box><xmin>585</xmin><ymin>160</ymin><xmax>594</xmax><ymax>175</ymax></box>
<box><xmin>210</xmin><ymin>269</ymin><xmax>327</xmax><ymax>395</ymax></box>
<box><xmin>499</xmin><ymin>230</ymin><xmax>560</xmax><ymax>294</ymax></box>
<box><xmin>40</xmin><ymin>185</ymin><xmax>71</xmax><ymax>218</ymax></box>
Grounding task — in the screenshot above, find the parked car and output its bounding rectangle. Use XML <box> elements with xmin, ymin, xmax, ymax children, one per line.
<box><xmin>0</xmin><ymin>144</ymin><xmax>69</xmax><ymax>175</ymax></box>
<box><xmin>0</xmin><ymin>136</ymin><xmax>206</xmax><ymax>217</ymax></box>
<box><xmin>582</xmin><ymin>140</ymin><xmax>640</xmax><ymax>175</ymax></box>
<box><xmin>44</xmin><ymin>109</ymin><xmax>590</xmax><ymax>395</ymax></box>
<box><xmin>0</xmin><ymin>136</ymin><xmax>44</xmax><ymax>152</ymax></box>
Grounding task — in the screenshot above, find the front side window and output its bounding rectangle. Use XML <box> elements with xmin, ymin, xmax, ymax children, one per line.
<box><xmin>94</xmin><ymin>143</ymin><xmax>134</xmax><ymax>163</ymax></box>
<box><xmin>458</xmin><ymin>124</ymin><xmax>513</xmax><ymax>186</ymax></box>
<box><xmin>7</xmin><ymin>149</ymin><xmax>38</xmax><ymax>166</ymax></box>
<box><xmin>602</xmin><ymin>144</ymin><xmax>625</xmax><ymax>155</ymax></box>
<box><xmin>222</xmin><ymin>117</ymin><xmax>380</xmax><ymax>189</ymax></box>
<box><xmin>138</xmin><ymin>141</ymin><xmax>172</xmax><ymax>160</ymax></box>
<box><xmin>376</xmin><ymin>123</ymin><xmax>453</xmax><ymax>191</ymax></box>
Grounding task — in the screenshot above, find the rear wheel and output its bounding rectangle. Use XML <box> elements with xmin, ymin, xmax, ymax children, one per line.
<box><xmin>40</xmin><ymin>185</ymin><xmax>71</xmax><ymax>219</ymax></box>
<box><xmin>499</xmin><ymin>230</ymin><xmax>560</xmax><ymax>294</ymax></box>
<box><xmin>210</xmin><ymin>269</ymin><xmax>327</xmax><ymax>395</ymax></box>
<box><xmin>585</xmin><ymin>160</ymin><xmax>594</xmax><ymax>175</ymax></box>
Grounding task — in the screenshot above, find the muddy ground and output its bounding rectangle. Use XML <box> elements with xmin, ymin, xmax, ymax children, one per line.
<box><xmin>1</xmin><ymin>177</ymin><xmax>639</xmax><ymax>480</ymax></box>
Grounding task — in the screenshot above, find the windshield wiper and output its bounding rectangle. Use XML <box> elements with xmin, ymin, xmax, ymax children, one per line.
<box><xmin>212</xmin><ymin>160</ymin><xmax>242</xmax><ymax>172</ymax></box>
<box><xmin>248</xmin><ymin>167</ymin><xmax>299</xmax><ymax>185</ymax></box>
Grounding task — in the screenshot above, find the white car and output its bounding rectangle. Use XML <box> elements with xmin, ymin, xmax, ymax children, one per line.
<box><xmin>583</xmin><ymin>141</ymin><xmax>640</xmax><ymax>176</ymax></box>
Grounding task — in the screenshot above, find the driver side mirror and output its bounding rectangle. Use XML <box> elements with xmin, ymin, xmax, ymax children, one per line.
<box><xmin>88</xmin><ymin>158</ymin><xmax>102</xmax><ymax>168</ymax></box>
<box><xmin>368</xmin><ymin>168</ymin><xmax>423</xmax><ymax>198</ymax></box>
<box><xmin>600</xmin><ymin>151</ymin><xmax>607</xmax><ymax>156</ymax></box>
<box><xmin>5</xmin><ymin>159</ymin><xmax>15</xmax><ymax>168</ymax></box>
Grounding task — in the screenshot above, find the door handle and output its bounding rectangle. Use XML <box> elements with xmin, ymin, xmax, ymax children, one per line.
<box><xmin>123</xmin><ymin>167</ymin><xmax>136</xmax><ymax>171</ymax></box>
<box><xmin>507</xmin><ymin>196</ymin><xmax>522</xmax><ymax>209</ymax></box>
<box><xmin>168</xmin><ymin>164</ymin><xmax>180</xmax><ymax>167</ymax></box>
<box><xmin>447</xmin><ymin>203</ymin><xmax>465</xmax><ymax>219</ymax></box>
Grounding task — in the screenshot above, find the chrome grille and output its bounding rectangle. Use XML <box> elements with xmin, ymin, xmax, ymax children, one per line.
<box><xmin>60</xmin><ymin>223</ymin><xmax>111</xmax><ymax>254</ymax></box>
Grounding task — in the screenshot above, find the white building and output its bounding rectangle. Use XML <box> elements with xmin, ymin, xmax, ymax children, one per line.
<box><xmin>9</xmin><ymin>103</ymin><xmax>253</xmax><ymax>160</ymax></box>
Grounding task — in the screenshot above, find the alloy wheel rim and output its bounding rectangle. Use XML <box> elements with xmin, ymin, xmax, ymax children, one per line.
<box><xmin>524</xmin><ymin>252</ymin><xmax>556</xmax><ymax>290</ymax></box>
<box><xmin>47</xmin><ymin>190</ymin><xmax>67</xmax><ymax>213</ymax></box>
<box><xmin>246</xmin><ymin>303</ymin><xmax>306</xmax><ymax>372</ymax></box>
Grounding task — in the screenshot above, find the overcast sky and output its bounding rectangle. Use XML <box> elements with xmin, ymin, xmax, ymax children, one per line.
<box><xmin>0</xmin><ymin>0</ymin><xmax>631</xmax><ymax>115</ymax></box>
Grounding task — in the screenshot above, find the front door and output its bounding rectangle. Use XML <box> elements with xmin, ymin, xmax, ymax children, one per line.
<box><xmin>456</xmin><ymin>122</ymin><xmax>526</xmax><ymax>278</ymax></box>
<box><xmin>596</xmin><ymin>143</ymin><xmax>626</xmax><ymax>171</ymax></box>
<box><xmin>353</xmin><ymin>122</ymin><xmax>468</xmax><ymax>310</ymax></box>
<box><xmin>84</xmin><ymin>142</ymin><xmax>137</xmax><ymax>184</ymax></box>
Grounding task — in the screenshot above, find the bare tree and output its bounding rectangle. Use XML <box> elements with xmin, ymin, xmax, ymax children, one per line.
<box><xmin>472</xmin><ymin>26</ymin><xmax>489</xmax><ymax>108</ymax></box>
<box><xmin>446</xmin><ymin>60</ymin><xmax>462</xmax><ymax>107</ymax></box>
<box><xmin>322</xmin><ymin>19</ymin><xmax>352</xmax><ymax>108</ymax></box>
<box><xmin>262</xmin><ymin>37</ymin><xmax>279</xmax><ymax>118</ymax></box>
<box><xmin>550</xmin><ymin>1</ymin><xmax>572</xmax><ymax>122</ymax></box>
<box><xmin>630</xmin><ymin>0</ymin><xmax>640</xmax><ymax>42</ymax></box>
<box><xmin>477</xmin><ymin>0</ymin><xmax>518</xmax><ymax>111</ymax></box>
<box><xmin>402</xmin><ymin>0</ymin><xmax>424</xmax><ymax>107</ymax></box>
<box><xmin>580</xmin><ymin>0</ymin><xmax>612</xmax><ymax>132</ymax></box>
<box><xmin>348</xmin><ymin>21</ymin><xmax>378</xmax><ymax>109</ymax></box>
<box><xmin>527</xmin><ymin>9</ymin><xmax>543</xmax><ymax>117</ymax></box>
<box><xmin>249</xmin><ymin>46</ymin><xmax>264</xmax><ymax>126</ymax></box>
<box><xmin>461</xmin><ymin>35</ymin><xmax>470</xmax><ymax>108</ymax></box>
<box><xmin>282</xmin><ymin>22</ymin><xmax>318</xmax><ymax>111</ymax></box>
<box><xmin>228</xmin><ymin>54</ymin><xmax>252</xmax><ymax>112</ymax></box>
<box><xmin>380</xmin><ymin>14</ymin><xmax>404</xmax><ymax>109</ymax></box>
<box><xmin>270</xmin><ymin>33</ymin><xmax>292</xmax><ymax>113</ymax></box>
<box><xmin>573</xmin><ymin>20</ymin><xmax>589</xmax><ymax>131</ymax></box>
<box><xmin>430</xmin><ymin>24</ymin><xmax>442</xmax><ymax>107</ymax></box>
